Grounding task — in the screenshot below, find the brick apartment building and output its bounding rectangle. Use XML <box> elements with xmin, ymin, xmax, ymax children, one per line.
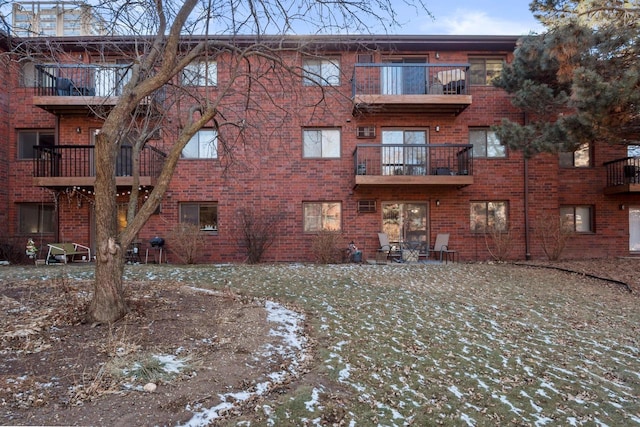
<box><xmin>1</xmin><ymin>31</ymin><xmax>639</xmax><ymax>264</ymax></box>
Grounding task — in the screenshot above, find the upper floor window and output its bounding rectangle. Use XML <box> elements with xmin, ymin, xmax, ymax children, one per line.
<box><xmin>180</xmin><ymin>203</ymin><xmax>218</xmax><ymax>231</ymax></box>
<box><xmin>560</xmin><ymin>206</ymin><xmax>594</xmax><ymax>233</ymax></box>
<box><xmin>182</xmin><ymin>129</ymin><xmax>218</xmax><ymax>159</ymax></box>
<box><xmin>559</xmin><ymin>143</ymin><xmax>591</xmax><ymax>168</ymax></box>
<box><xmin>19</xmin><ymin>203</ymin><xmax>55</xmax><ymax>234</ymax></box>
<box><xmin>303</xmin><ymin>128</ymin><xmax>341</xmax><ymax>158</ymax></box>
<box><xmin>18</xmin><ymin>129</ymin><xmax>55</xmax><ymax>159</ymax></box>
<box><xmin>182</xmin><ymin>61</ymin><xmax>217</xmax><ymax>86</ymax></box>
<box><xmin>303</xmin><ymin>202</ymin><xmax>342</xmax><ymax>232</ymax></box>
<box><xmin>469</xmin><ymin>128</ymin><xmax>505</xmax><ymax>158</ymax></box>
<box><xmin>470</xmin><ymin>201</ymin><xmax>508</xmax><ymax>232</ymax></box>
<box><xmin>469</xmin><ymin>57</ymin><xmax>504</xmax><ymax>85</ymax></box>
<box><xmin>303</xmin><ymin>58</ymin><xmax>340</xmax><ymax>86</ymax></box>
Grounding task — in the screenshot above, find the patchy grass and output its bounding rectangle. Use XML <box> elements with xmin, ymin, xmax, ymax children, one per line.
<box><xmin>2</xmin><ymin>262</ymin><xmax>639</xmax><ymax>426</ymax></box>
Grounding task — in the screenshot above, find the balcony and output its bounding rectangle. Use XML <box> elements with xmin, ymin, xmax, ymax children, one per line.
<box><xmin>32</xmin><ymin>64</ymin><xmax>132</xmax><ymax>114</ymax></box>
<box><xmin>352</xmin><ymin>63</ymin><xmax>472</xmax><ymax>115</ymax></box>
<box><xmin>33</xmin><ymin>145</ymin><xmax>166</xmax><ymax>188</ymax></box>
<box><xmin>604</xmin><ymin>157</ymin><xmax>640</xmax><ymax>194</ymax></box>
<box><xmin>353</xmin><ymin>144</ymin><xmax>473</xmax><ymax>187</ymax></box>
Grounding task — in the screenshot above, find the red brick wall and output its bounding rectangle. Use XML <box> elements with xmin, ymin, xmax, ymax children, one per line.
<box><xmin>5</xmin><ymin>43</ymin><xmax>640</xmax><ymax>263</ymax></box>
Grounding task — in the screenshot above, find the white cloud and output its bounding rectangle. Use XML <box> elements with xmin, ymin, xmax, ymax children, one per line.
<box><xmin>416</xmin><ymin>9</ymin><xmax>543</xmax><ymax>35</ymax></box>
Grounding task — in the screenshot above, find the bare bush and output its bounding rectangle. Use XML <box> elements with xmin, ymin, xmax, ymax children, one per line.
<box><xmin>536</xmin><ymin>212</ymin><xmax>573</xmax><ymax>261</ymax></box>
<box><xmin>237</xmin><ymin>209</ymin><xmax>281</xmax><ymax>264</ymax></box>
<box><xmin>168</xmin><ymin>223</ymin><xmax>206</xmax><ymax>264</ymax></box>
<box><xmin>483</xmin><ymin>221</ymin><xmax>514</xmax><ymax>261</ymax></box>
<box><xmin>0</xmin><ymin>236</ymin><xmax>39</xmax><ymax>265</ymax></box>
<box><xmin>311</xmin><ymin>231</ymin><xmax>344</xmax><ymax>264</ymax></box>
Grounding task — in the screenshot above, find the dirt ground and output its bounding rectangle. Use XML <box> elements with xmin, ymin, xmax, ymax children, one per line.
<box><xmin>0</xmin><ymin>279</ymin><xmax>291</xmax><ymax>426</ymax></box>
<box><xmin>0</xmin><ymin>258</ymin><xmax>638</xmax><ymax>426</ymax></box>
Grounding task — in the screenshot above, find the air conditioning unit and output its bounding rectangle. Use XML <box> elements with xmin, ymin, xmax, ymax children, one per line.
<box><xmin>356</xmin><ymin>126</ymin><xmax>376</xmax><ymax>138</ymax></box>
<box><xmin>357</xmin><ymin>200</ymin><xmax>376</xmax><ymax>213</ymax></box>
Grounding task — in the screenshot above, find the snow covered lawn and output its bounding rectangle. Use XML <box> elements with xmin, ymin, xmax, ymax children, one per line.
<box><xmin>5</xmin><ymin>262</ymin><xmax>639</xmax><ymax>425</ymax></box>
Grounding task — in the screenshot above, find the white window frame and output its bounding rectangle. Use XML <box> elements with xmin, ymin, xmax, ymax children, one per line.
<box><xmin>303</xmin><ymin>202</ymin><xmax>342</xmax><ymax>232</ymax></box>
<box><xmin>182</xmin><ymin>129</ymin><xmax>218</xmax><ymax>159</ymax></box>
<box><xmin>303</xmin><ymin>58</ymin><xmax>341</xmax><ymax>86</ymax></box>
<box><xmin>469</xmin><ymin>128</ymin><xmax>505</xmax><ymax>158</ymax></box>
<box><xmin>182</xmin><ymin>60</ymin><xmax>217</xmax><ymax>87</ymax></box>
<box><xmin>303</xmin><ymin>128</ymin><xmax>341</xmax><ymax>158</ymax></box>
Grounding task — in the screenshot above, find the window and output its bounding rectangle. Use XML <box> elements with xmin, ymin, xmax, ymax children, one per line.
<box><xmin>182</xmin><ymin>60</ymin><xmax>217</xmax><ymax>86</ymax></box>
<box><xmin>18</xmin><ymin>130</ymin><xmax>55</xmax><ymax>159</ymax></box>
<box><xmin>381</xmin><ymin>129</ymin><xmax>427</xmax><ymax>175</ymax></box>
<box><xmin>19</xmin><ymin>203</ymin><xmax>55</xmax><ymax>234</ymax></box>
<box><xmin>560</xmin><ymin>206</ymin><xmax>593</xmax><ymax>233</ymax></box>
<box><xmin>303</xmin><ymin>58</ymin><xmax>340</xmax><ymax>86</ymax></box>
<box><xmin>469</xmin><ymin>128</ymin><xmax>505</xmax><ymax>158</ymax></box>
<box><xmin>470</xmin><ymin>201</ymin><xmax>508</xmax><ymax>232</ymax></box>
<box><xmin>469</xmin><ymin>57</ymin><xmax>504</xmax><ymax>85</ymax></box>
<box><xmin>182</xmin><ymin>129</ymin><xmax>217</xmax><ymax>159</ymax></box>
<box><xmin>303</xmin><ymin>129</ymin><xmax>341</xmax><ymax>158</ymax></box>
<box><xmin>559</xmin><ymin>143</ymin><xmax>590</xmax><ymax>167</ymax></box>
<box><xmin>382</xmin><ymin>202</ymin><xmax>427</xmax><ymax>244</ymax></box>
<box><xmin>180</xmin><ymin>203</ymin><xmax>218</xmax><ymax>231</ymax></box>
<box><xmin>303</xmin><ymin>202</ymin><xmax>341</xmax><ymax>232</ymax></box>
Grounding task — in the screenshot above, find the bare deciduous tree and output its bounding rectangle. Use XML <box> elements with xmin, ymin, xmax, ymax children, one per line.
<box><xmin>2</xmin><ymin>0</ymin><xmax>431</xmax><ymax>323</ymax></box>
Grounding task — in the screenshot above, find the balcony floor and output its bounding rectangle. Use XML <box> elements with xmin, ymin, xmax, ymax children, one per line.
<box><xmin>353</xmin><ymin>94</ymin><xmax>472</xmax><ymax>116</ymax></box>
<box><xmin>355</xmin><ymin>174</ymin><xmax>473</xmax><ymax>187</ymax></box>
<box><xmin>33</xmin><ymin>95</ymin><xmax>121</xmax><ymax>115</ymax></box>
<box><xmin>33</xmin><ymin>176</ymin><xmax>156</xmax><ymax>188</ymax></box>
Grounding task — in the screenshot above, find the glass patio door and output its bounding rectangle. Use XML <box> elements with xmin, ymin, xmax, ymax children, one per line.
<box><xmin>630</xmin><ymin>207</ymin><xmax>640</xmax><ymax>252</ymax></box>
<box><xmin>382</xmin><ymin>202</ymin><xmax>428</xmax><ymax>245</ymax></box>
<box><xmin>381</xmin><ymin>130</ymin><xmax>427</xmax><ymax>175</ymax></box>
<box><xmin>381</xmin><ymin>58</ymin><xmax>427</xmax><ymax>95</ymax></box>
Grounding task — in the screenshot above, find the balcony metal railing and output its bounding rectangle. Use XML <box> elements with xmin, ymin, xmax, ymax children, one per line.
<box><xmin>604</xmin><ymin>157</ymin><xmax>640</xmax><ymax>186</ymax></box>
<box><xmin>352</xmin><ymin>63</ymin><xmax>470</xmax><ymax>97</ymax></box>
<box><xmin>353</xmin><ymin>144</ymin><xmax>473</xmax><ymax>176</ymax></box>
<box><xmin>35</xmin><ymin>63</ymin><xmax>132</xmax><ymax>97</ymax></box>
<box><xmin>33</xmin><ymin>145</ymin><xmax>166</xmax><ymax>180</ymax></box>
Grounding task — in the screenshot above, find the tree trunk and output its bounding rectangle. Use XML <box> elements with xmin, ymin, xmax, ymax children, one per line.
<box><xmin>87</xmin><ymin>130</ymin><xmax>128</xmax><ymax>324</ymax></box>
<box><xmin>88</xmin><ymin>239</ymin><xmax>128</xmax><ymax>323</ymax></box>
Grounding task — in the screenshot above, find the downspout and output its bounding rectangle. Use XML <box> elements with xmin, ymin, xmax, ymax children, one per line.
<box><xmin>523</xmin><ymin>112</ymin><xmax>531</xmax><ymax>260</ymax></box>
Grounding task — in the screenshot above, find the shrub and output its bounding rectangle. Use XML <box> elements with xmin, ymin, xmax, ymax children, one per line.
<box><xmin>311</xmin><ymin>231</ymin><xmax>344</xmax><ymax>264</ymax></box>
<box><xmin>536</xmin><ymin>212</ymin><xmax>572</xmax><ymax>261</ymax></box>
<box><xmin>237</xmin><ymin>208</ymin><xmax>281</xmax><ymax>264</ymax></box>
<box><xmin>168</xmin><ymin>223</ymin><xmax>205</xmax><ymax>264</ymax></box>
<box><xmin>483</xmin><ymin>221</ymin><xmax>514</xmax><ymax>262</ymax></box>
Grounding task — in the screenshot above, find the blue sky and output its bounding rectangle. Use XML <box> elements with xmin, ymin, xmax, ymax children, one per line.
<box><xmin>387</xmin><ymin>0</ymin><xmax>545</xmax><ymax>35</ymax></box>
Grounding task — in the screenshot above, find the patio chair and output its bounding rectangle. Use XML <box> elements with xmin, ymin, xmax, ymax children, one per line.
<box><xmin>377</xmin><ymin>232</ymin><xmax>401</xmax><ymax>263</ymax></box>
<box><xmin>427</xmin><ymin>233</ymin><xmax>450</xmax><ymax>261</ymax></box>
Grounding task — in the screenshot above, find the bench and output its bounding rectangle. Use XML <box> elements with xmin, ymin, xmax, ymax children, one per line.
<box><xmin>46</xmin><ymin>243</ymin><xmax>91</xmax><ymax>265</ymax></box>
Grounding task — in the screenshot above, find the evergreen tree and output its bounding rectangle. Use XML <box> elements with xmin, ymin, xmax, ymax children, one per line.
<box><xmin>494</xmin><ymin>0</ymin><xmax>640</xmax><ymax>157</ymax></box>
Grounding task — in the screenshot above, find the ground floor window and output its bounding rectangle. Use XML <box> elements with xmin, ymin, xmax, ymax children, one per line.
<box><xmin>303</xmin><ymin>202</ymin><xmax>341</xmax><ymax>232</ymax></box>
<box><xmin>19</xmin><ymin>203</ymin><xmax>55</xmax><ymax>234</ymax></box>
<box><xmin>560</xmin><ymin>206</ymin><xmax>593</xmax><ymax>233</ymax></box>
<box><xmin>470</xmin><ymin>201</ymin><xmax>508</xmax><ymax>232</ymax></box>
<box><xmin>180</xmin><ymin>203</ymin><xmax>218</xmax><ymax>231</ymax></box>
<box><xmin>381</xmin><ymin>202</ymin><xmax>427</xmax><ymax>244</ymax></box>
